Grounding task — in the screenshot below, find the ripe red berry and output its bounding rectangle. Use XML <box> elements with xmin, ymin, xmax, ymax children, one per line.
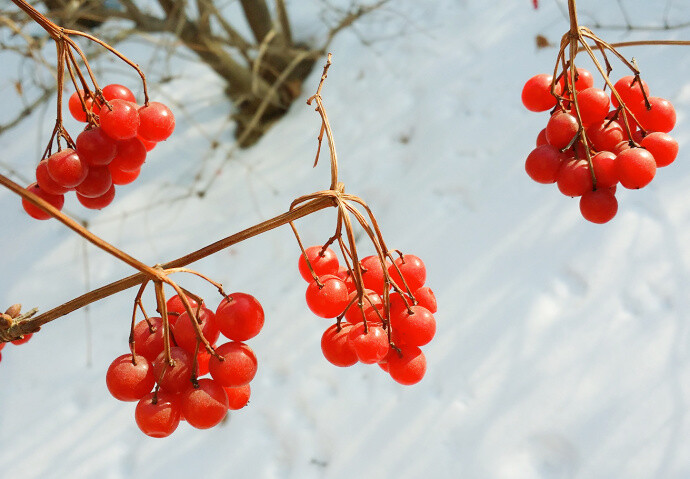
<box><xmin>172</xmin><ymin>306</ymin><xmax>220</xmax><ymax>353</ymax></box>
<box><xmin>47</xmin><ymin>149</ymin><xmax>88</xmax><ymax>188</ymax></box>
<box><xmin>413</xmin><ymin>286</ymin><xmax>437</xmax><ymax>314</ymax></box>
<box><xmin>546</xmin><ymin>111</ymin><xmax>579</xmax><ymax>149</ymax></box>
<box><xmin>76</xmin><ymin>127</ymin><xmax>117</xmax><ymax>166</ymax></box>
<box><xmin>152</xmin><ymin>346</ymin><xmax>193</xmax><ymax>393</ymax></box>
<box><xmin>208</xmin><ymin>341</ymin><xmax>258</xmax><ymax>387</ymax></box>
<box><xmin>135</xmin><ymin>391</ymin><xmax>181</xmax><ymax>438</ymax></box>
<box><xmin>132</xmin><ymin>317</ymin><xmax>166</xmax><ymax>363</ymax></box>
<box><xmin>137</xmin><ymin>136</ymin><xmax>157</xmax><ymax>152</ymax></box>
<box><xmin>75</xmin><ymin>165</ymin><xmax>112</xmax><ymax>198</ymax></box>
<box><xmin>77</xmin><ymin>184</ymin><xmax>116</xmax><ymax>209</ymax></box>
<box><xmin>100</xmin><ymin>99</ymin><xmax>140</xmax><ymax>140</ymax></box>
<box><xmin>611</xmin><ymin>76</ymin><xmax>649</xmax><ymax>109</ymax></box>
<box><xmin>348</xmin><ymin>323</ymin><xmax>390</xmax><ymax>364</ymax></box>
<box><xmin>321</xmin><ymin>323</ymin><xmax>358</xmax><ymax>367</ymax></box>
<box><xmin>590</xmin><ymin>151</ymin><xmax>618</xmax><ymax>188</ymax></box>
<box><xmin>557</xmin><ymin>159</ymin><xmax>593</xmax><ymax>197</ymax></box>
<box><xmin>35</xmin><ymin>160</ymin><xmax>70</xmax><ymax>195</ymax></box>
<box><xmin>579</xmin><ymin>189</ymin><xmax>618</xmax><ymax>224</ymax></box>
<box><xmin>138</xmin><ymin>102</ymin><xmax>175</xmax><ymax>142</ymax></box>
<box><xmin>110</xmin><ymin>137</ymin><xmax>147</xmax><ymax>172</ymax></box>
<box><xmin>102</xmin><ymin>84</ymin><xmax>136</xmax><ymax>103</ymax></box>
<box><xmin>525</xmin><ymin>145</ymin><xmax>563</xmax><ymax>184</ymax></box>
<box><xmin>559</xmin><ymin>68</ymin><xmax>593</xmax><ymax>93</ymax></box>
<box><xmin>224</xmin><ymin>384</ymin><xmax>251</xmax><ymax>410</ymax></box>
<box><xmin>521</xmin><ymin>74</ymin><xmax>558</xmax><ymax>112</ymax></box>
<box><xmin>587</xmin><ymin>120</ymin><xmax>626</xmax><ymax>152</ymax></box>
<box><xmin>637</xmin><ymin>97</ymin><xmax>676</xmax><ymax>133</ymax></box>
<box><xmin>106</xmin><ymin>353</ymin><xmax>155</xmax><ymax>402</ymax></box>
<box><xmin>390</xmin><ymin>305</ymin><xmax>436</xmax><ymax>346</ymax></box>
<box><xmin>616</xmin><ymin>148</ymin><xmax>656</xmax><ymax>189</ymax></box>
<box><xmin>165</xmin><ymin>294</ymin><xmax>200</xmax><ymax>326</ymax></box>
<box><xmin>109</xmin><ymin>165</ymin><xmax>141</xmax><ymax>185</ymax></box>
<box><xmin>641</xmin><ymin>132</ymin><xmax>678</xmax><ymax>168</ymax></box>
<box><xmin>388</xmin><ymin>254</ymin><xmax>426</xmax><ymax>291</ymax></box>
<box><xmin>359</xmin><ymin>255</ymin><xmax>390</xmax><ymax>295</ymax></box>
<box><xmin>68</xmin><ymin>90</ymin><xmax>99</xmax><ymax>122</ymax></box>
<box><xmin>305</xmin><ymin>275</ymin><xmax>349</xmax><ymax>318</ymax></box>
<box><xmin>536</xmin><ymin>128</ymin><xmax>548</xmax><ymax>147</ymax></box>
<box><xmin>180</xmin><ymin>378</ymin><xmax>229</xmax><ymax>429</ymax></box>
<box><xmin>576</xmin><ymin>87</ymin><xmax>610</xmax><ymax>126</ymax></box>
<box><xmin>21</xmin><ymin>183</ymin><xmax>65</xmax><ymax>220</ymax></box>
<box><xmin>344</xmin><ymin>290</ymin><xmax>384</xmax><ymax>324</ymax></box>
<box><xmin>298</xmin><ymin>245</ymin><xmax>339</xmax><ymax>281</ymax></box>
<box><xmin>386</xmin><ymin>345</ymin><xmax>427</xmax><ymax>385</ymax></box>
<box><xmin>215</xmin><ymin>292</ymin><xmax>264</xmax><ymax>342</ymax></box>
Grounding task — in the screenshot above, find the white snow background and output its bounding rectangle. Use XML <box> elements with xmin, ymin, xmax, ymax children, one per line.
<box><xmin>2</xmin><ymin>0</ymin><xmax>690</xmax><ymax>477</ymax></box>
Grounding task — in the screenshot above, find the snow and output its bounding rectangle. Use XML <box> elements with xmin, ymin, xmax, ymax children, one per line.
<box><xmin>2</xmin><ymin>0</ymin><xmax>690</xmax><ymax>477</ymax></box>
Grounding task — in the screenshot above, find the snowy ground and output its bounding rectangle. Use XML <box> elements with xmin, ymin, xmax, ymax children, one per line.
<box><xmin>3</xmin><ymin>0</ymin><xmax>690</xmax><ymax>477</ymax></box>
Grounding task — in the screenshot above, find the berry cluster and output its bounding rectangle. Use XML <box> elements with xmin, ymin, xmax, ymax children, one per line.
<box><xmin>106</xmin><ymin>292</ymin><xmax>263</xmax><ymax>438</ymax></box>
<box><xmin>522</xmin><ymin>68</ymin><xmax>678</xmax><ymax>223</ymax></box>
<box><xmin>298</xmin><ymin>246</ymin><xmax>437</xmax><ymax>385</ymax></box>
<box><xmin>22</xmin><ymin>84</ymin><xmax>175</xmax><ymax>219</ymax></box>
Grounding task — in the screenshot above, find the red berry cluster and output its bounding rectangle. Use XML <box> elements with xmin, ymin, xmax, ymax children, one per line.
<box><xmin>298</xmin><ymin>246</ymin><xmax>437</xmax><ymax>385</ymax></box>
<box><xmin>105</xmin><ymin>291</ymin><xmax>263</xmax><ymax>438</ymax></box>
<box><xmin>522</xmin><ymin>68</ymin><xmax>678</xmax><ymax>224</ymax></box>
<box><xmin>0</xmin><ymin>333</ymin><xmax>33</xmax><ymax>364</ymax></box>
<box><xmin>22</xmin><ymin>84</ymin><xmax>175</xmax><ymax>219</ymax></box>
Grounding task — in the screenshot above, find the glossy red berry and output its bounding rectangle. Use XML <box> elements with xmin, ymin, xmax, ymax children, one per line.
<box><xmin>641</xmin><ymin>132</ymin><xmax>678</xmax><ymax>168</ymax></box>
<box><xmin>414</xmin><ymin>286</ymin><xmax>437</xmax><ymax>314</ymax></box>
<box><xmin>77</xmin><ymin>184</ymin><xmax>116</xmax><ymax>209</ymax></box>
<box><xmin>21</xmin><ymin>183</ymin><xmax>64</xmax><ymax>220</ymax></box>
<box><xmin>590</xmin><ymin>151</ymin><xmax>618</xmax><ymax>188</ymax></box>
<box><xmin>47</xmin><ymin>149</ymin><xmax>88</xmax><ymax>188</ymax></box>
<box><xmin>637</xmin><ymin>97</ymin><xmax>676</xmax><ymax>133</ymax></box>
<box><xmin>132</xmin><ymin>317</ymin><xmax>166</xmax><ymax>363</ymax></box>
<box><xmin>521</xmin><ymin>74</ymin><xmax>558</xmax><ymax>112</ymax></box>
<box><xmin>525</xmin><ymin>145</ymin><xmax>563</xmax><ymax>184</ymax></box>
<box><xmin>75</xmin><ymin>165</ymin><xmax>112</xmax><ymax>198</ymax></box>
<box><xmin>616</xmin><ymin>148</ymin><xmax>656</xmax><ymax>189</ymax></box>
<box><xmin>135</xmin><ymin>391</ymin><xmax>181</xmax><ymax>438</ymax></box>
<box><xmin>68</xmin><ymin>90</ymin><xmax>99</xmax><ymax>122</ymax></box>
<box><xmin>102</xmin><ymin>84</ymin><xmax>136</xmax><ymax>103</ymax></box>
<box><xmin>100</xmin><ymin>99</ymin><xmax>140</xmax><ymax>140</ymax></box>
<box><xmin>305</xmin><ymin>275</ymin><xmax>349</xmax><ymax>318</ymax></box>
<box><xmin>172</xmin><ymin>306</ymin><xmax>219</xmax><ymax>353</ymax></box>
<box><xmin>386</xmin><ymin>345</ymin><xmax>427</xmax><ymax>385</ymax></box>
<box><xmin>579</xmin><ymin>189</ymin><xmax>618</xmax><ymax>224</ymax></box>
<box><xmin>224</xmin><ymin>384</ymin><xmax>251</xmax><ymax>410</ymax></box>
<box><xmin>166</xmin><ymin>294</ymin><xmax>200</xmax><ymax>326</ymax></box>
<box><xmin>359</xmin><ymin>256</ymin><xmax>389</xmax><ymax>295</ymax></box>
<box><xmin>298</xmin><ymin>245</ymin><xmax>339</xmax><ymax>281</ymax></box>
<box><xmin>546</xmin><ymin>111</ymin><xmax>579</xmax><ymax>149</ymax></box>
<box><xmin>215</xmin><ymin>292</ymin><xmax>264</xmax><ymax>341</ymax></box>
<box><xmin>109</xmin><ymin>165</ymin><xmax>141</xmax><ymax>185</ymax></box>
<box><xmin>180</xmin><ymin>378</ymin><xmax>229</xmax><ymax>429</ymax></box>
<box><xmin>587</xmin><ymin>120</ymin><xmax>625</xmax><ymax>153</ymax></box>
<box><xmin>388</xmin><ymin>254</ymin><xmax>426</xmax><ymax>291</ymax></box>
<box><xmin>390</xmin><ymin>305</ymin><xmax>436</xmax><ymax>346</ymax></box>
<box><xmin>611</xmin><ymin>76</ymin><xmax>649</xmax><ymax>109</ymax></box>
<box><xmin>348</xmin><ymin>323</ymin><xmax>390</xmax><ymax>364</ymax></box>
<box><xmin>106</xmin><ymin>353</ymin><xmax>155</xmax><ymax>402</ymax></box>
<box><xmin>152</xmin><ymin>346</ymin><xmax>193</xmax><ymax>393</ymax></box>
<box><xmin>76</xmin><ymin>127</ymin><xmax>117</xmax><ymax>166</ymax></box>
<box><xmin>208</xmin><ymin>341</ymin><xmax>258</xmax><ymax>387</ymax></box>
<box><xmin>321</xmin><ymin>323</ymin><xmax>358</xmax><ymax>367</ymax></box>
<box><xmin>138</xmin><ymin>102</ymin><xmax>175</xmax><ymax>142</ymax></box>
<box><xmin>35</xmin><ymin>160</ymin><xmax>70</xmax><ymax>195</ymax></box>
<box><xmin>577</xmin><ymin>87</ymin><xmax>610</xmax><ymax>126</ymax></box>
<box><xmin>344</xmin><ymin>290</ymin><xmax>383</xmax><ymax>324</ymax></box>
<box><xmin>556</xmin><ymin>159</ymin><xmax>593</xmax><ymax>197</ymax></box>
<box><xmin>110</xmin><ymin>137</ymin><xmax>147</xmax><ymax>172</ymax></box>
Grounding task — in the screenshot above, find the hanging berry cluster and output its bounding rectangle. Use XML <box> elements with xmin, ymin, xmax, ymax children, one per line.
<box><xmin>106</xmin><ymin>286</ymin><xmax>263</xmax><ymax>438</ymax></box>
<box><xmin>521</xmin><ymin>2</ymin><xmax>680</xmax><ymax>224</ymax></box>
<box><xmin>298</xmin><ymin>246</ymin><xmax>436</xmax><ymax>385</ymax></box>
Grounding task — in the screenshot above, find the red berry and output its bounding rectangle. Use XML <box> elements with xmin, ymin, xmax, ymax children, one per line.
<box><xmin>359</xmin><ymin>256</ymin><xmax>390</xmax><ymax>295</ymax></box>
<box><xmin>102</xmin><ymin>84</ymin><xmax>136</xmax><ymax>103</ymax></box>
<box><xmin>557</xmin><ymin>159</ymin><xmax>593</xmax><ymax>197</ymax></box>
<box><xmin>21</xmin><ymin>183</ymin><xmax>64</xmax><ymax>220</ymax></box>
<box><xmin>298</xmin><ymin>245</ymin><xmax>339</xmax><ymax>281</ymax></box>
<box><xmin>616</xmin><ymin>148</ymin><xmax>656</xmax><ymax>189</ymax></box>
<box><xmin>521</xmin><ymin>74</ymin><xmax>558</xmax><ymax>112</ymax></box>
<box><xmin>132</xmin><ymin>317</ymin><xmax>166</xmax><ymax>363</ymax></box>
<box><xmin>579</xmin><ymin>189</ymin><xmax>618</xmax><ymax>224</ymax></box>
<box><xmin>77</xmin><ymin>184</ymin><xmax>116</xmax><ymax>209</ymax></box>
<box><xmin>109</xmin><ymin>165</ymin><xmax>141</xmax><ymax>185</ymax></box>
<box><xmin>135</xmin><ymin>391</ymin><xmax>181</xmax><ymax>438</ymax></box>
<box><xmin>224</xmin><ymin>384</ymin><xmax>251</xmax><ymax>410</ymax></box>
<box><xmin>152</xmin><ymin>346</ymin><xmax>193</xmax><ymax>393</ymax></box>
<box><xmin>388</xmin><ymin>254</ymin><xmax>426</xmax><ymax>291</ymax></box>
<box><xmin>348</xmin><ymin>323</ymin><xmax>390</xmax><ymax>364</ymax></box>
<box><xmin>35</xmin><ymin>160</ymin><xmax>70</xmax><ymax>195</ymax></box>
<box><xmin>138</xmin><ymin>102</ymin><xmax>175</xmax><ymax>142</ymax></box>
<box><xmin>110</xmin><ymin>137</ymin><xmax>147</xmax><ymax>172</ymax></box>
<box><xmin>215</xmin><ymin>292</ymin><xmax>264</xmax><ymax>342</ymax></box>
<box><xmin>166</xmin><ymin>294</ymin><xmax>200</xmax><ymax>326</ymax></box>
<box><xmin>414</xmin><ymin>286</ymin><xmax>437</xmax><ymax>314</ymax></box>
<box><xmin>344</xmin><ymin>290</ymin><xmax>383</xmax><ymax>324</ymax></box>
<box><xmin>75</xmin><ymin>165</ymin><xmax>112</xmax><ymax>198</ymax></box>
<box><xmin>590</xmin><ymin>151</ymin><xmax>618</xmax><ymax>188</ymax></box>
<box><xmin>587</xmin><ymin>120</ymin><xmax>625</xmax><ymax>153</ymax></box>
<box><xmin>637</xmin><ymin>97</ymin><xmax>676</xmax><ymax>133</ymax></box>
<box><xmin>47</xmin><ymin>149</ymin><xmax>88</xmax><ymax>188</ymax></box>
<box><xmin>68</xmin><ymin>90</ymin><xmax>99</xmax><ymax>122</ymax></box>
<box><xmin>641</xmin><ymin>132</ymin><xmax>678</xmax><ymax>168</ymax></box>
<box><xmin>106</xmin><ymin>353</ymin><xmax>155</xmax><ymax>402</ymax></box>
<box><xmin>559</xmin><ymin>68</ymin><xmax>593</xmax><ymax>93</ymax></box>
<box><xmin>172</xmin><ymin>306</ymin><xmax>219</xmax><ymax>353</ymax></box>
<box><xmin>536</xmin><ymin>128</ymin><xmax>548</xmax><ymax>147</ymax></box>
<box><xmin>208</xmin><ymin>341</ymin><xmax>258</xmax><ymax>387</ymax></box>
<box><xmin>386</xmin><ymin>345</ymin><xmax>427</xmax><ymax>385</ymax></box>
<box><xmin>576</xmin><ymin>88</ymin><xmax>610</xmax><ymax>126</ymax></box>
<box><xmin>100</xmin><ymin>99</ymin><xmax>140</xmax><ymax>140</ymax></box>
<box><xmin>611</xmin><ymin>76</ymin><xmax>649</xmax><ymax>109</ymax></box>
<box><xmin>546</xmin><ymin>111</ymin><xmax>579</xmax><ymax>149</ymax></box>
<box><xmin>321</xmin><ymin>323</ymin><xmax>358</xmax><ymax>367</ymax></box>
<box><xmin>390</xmin><ymin>305</ymin><xmax>436</xmax><ymax>346</ymax></box>
<box><xmin>180</xmin><ymin>378</ymin><xmax>228</xmax><ymax>429</ymax></box>
<box><xmin>525</xmin><ymin>145</ymin><xmax>564</xmax><ymax>184</ymax></box>
<box><xmin>305</xmin><ymin>275</ymin><xmax>349</xmax><ymax>318</ymax></box>
<box><xmin>76</xmin><ymin>127</ymin><xmax>117</xmax><ymax>166</ymax></box>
